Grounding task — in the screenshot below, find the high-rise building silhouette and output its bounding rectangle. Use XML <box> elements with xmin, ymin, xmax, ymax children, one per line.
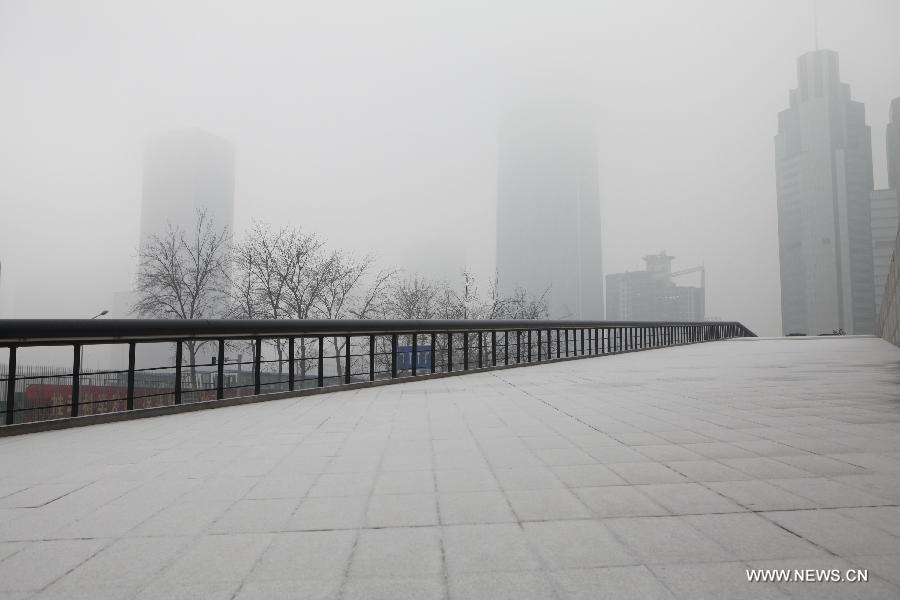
<box><xmin>873</xmin><ymin>98</ymin><xmax>900</xmax><ymax>318</ymax></box>
<box><xmin>496</xmin><ymin>86</ymin><xmax>603</xmax><ymax>319</ymax></box>
<box><xmin>141</xmin><ymin>128</ymin><xmax>235</xmax><ymax>245</ymax></box>
<box><xmin>775</xmin><ymin>50</ymin><xmax>875</xmax><ymax>335</ymax></box>
<box><xmin>108</xmin><ymin>129</ymin><xmax>235</xmax><ymax>369</ymax></box>
<box><xmin>888</xmin><ymin>98</ymin><xmax>900</xmax><ymax>191</ymax></box>
<box><xmin>871</xmin><ymin>189</ymin><xmax>899</xmax><ymax>318</ymax></box>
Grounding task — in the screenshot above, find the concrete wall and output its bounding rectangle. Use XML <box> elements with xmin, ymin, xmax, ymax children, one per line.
<box><xmin>876</xmin><ymin>224</ymin><xmax>900</xmax><ymax>346</ymax></box>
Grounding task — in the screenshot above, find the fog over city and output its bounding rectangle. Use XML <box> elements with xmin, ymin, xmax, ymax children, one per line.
<box><xmin>1</xmin><ymin>0</ymin><xmax>899</xmax><ymax>337</ymax></box>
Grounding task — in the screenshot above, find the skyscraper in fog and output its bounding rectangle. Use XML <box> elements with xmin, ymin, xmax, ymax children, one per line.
<box><xmin>141</xmin><ymin>128</ymin><xmax>235</xmax><ymax>245</ymax></box>
<box><xmin>108</xmin><ymin>129</ymin><xmax>235</xmax><ymax>368</ymax></box>
<box><xmin>888</xmin><ymin>98</ymin><xmax>900</xmax><ymax>191</ymax></box>
<box><xmin>873</xmin><ymin>98</ymin><xmax>900</xmax><ymax>318</ymax></box>
<box><xmin>496</xmin><ymin>86</ymin><xmax>603</xmax><ymax>319</ymax></box>
<box><xmin>775</xmin><ymin>50</ymin><xmax>875</xmax><ymax>335</ymax></box>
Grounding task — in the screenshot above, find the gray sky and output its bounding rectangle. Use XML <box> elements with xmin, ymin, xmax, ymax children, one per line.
<box><xmin>1</xmin><ymin>0</ymin><xmax>898</xmax><ymax>336</ymax></box>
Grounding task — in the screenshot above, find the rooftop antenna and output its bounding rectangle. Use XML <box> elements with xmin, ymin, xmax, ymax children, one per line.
<box><xmin>813</xmin><ymin>0</ymin><xmax>820</xmax><ymax>50</ymax></box>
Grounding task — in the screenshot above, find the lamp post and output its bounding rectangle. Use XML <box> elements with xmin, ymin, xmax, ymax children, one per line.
<box><xmin>80</xmin><ymin>310</ymin><xmax>108</xmax><ymax>377</ymax></box>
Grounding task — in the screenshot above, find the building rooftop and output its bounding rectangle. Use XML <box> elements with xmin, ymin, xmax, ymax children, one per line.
<box><xmin>1</xmin><ymin>337</ymin><xmax>899</xmax><ymax>599</ymax></box>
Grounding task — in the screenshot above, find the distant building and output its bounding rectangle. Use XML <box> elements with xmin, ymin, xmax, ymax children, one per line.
<box><xmin>496</xmin><ymin>80</ymin><xmax>603</xmax><ymax>319</ymax></box>
<box><xmin>775</xmin><ymin>50</ymin><xmax>875</xmax><ymax>335</ymax></box>
<box><xmin>888</xmin><ymin>98</ymin><xmax>900</xmax><ymax>191</ymax></box>
<box><xmin>110</xmin><ymin>129</ymin><xmax>235</xmax><ymax>370</ymax></box>
<box><xmin>871</xmin><ymin>189</ymin><xmax>900</xmax><ymax>318</ymax></box>
<box><xmin>605</xmin><ymin>253</ymin><xmax>704</xmax><ymax>321</ymax></box>
<box><xmin>874</xmin><ymin>99</ymin><xmax>900</xmax><ymax>319</ymax></box>
<box><xmin>141</xmin><ymin>128</ymin><xmax>235</xmax><ymax>246</ymax></box>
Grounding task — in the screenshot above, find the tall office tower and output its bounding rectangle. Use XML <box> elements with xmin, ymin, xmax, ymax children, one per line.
<box><xmin>871</xmin><ymin>189</ymin><xmax>899</xmax><ymax>318</ymax></box>
<box><xmin>141</xmin><ymin>128</ymin><xmax>235</xmax><ymax>246</ymax></box>
<box><xmin>109</xmin><ymin>129</ymin><xmax>235</xmax><ymax>369</ymax></box>
<box><xmin>888</xmin><ymin>98</ymin><xmax>900</xmax><ymax>191</ymax></box>
<box><xmin>873</xmin><ymin>98</ymin><xmax>900</xmax><ymax>319</ymax></box>
<box><xmin>496</xmin><ymin>84</ymin><xmax>603</xmax><ymax>319</ymax></box>
<box><xmin>775</xmin><ymin>50</ymin><xmax>875</xmax><ymax>335</ymax></box>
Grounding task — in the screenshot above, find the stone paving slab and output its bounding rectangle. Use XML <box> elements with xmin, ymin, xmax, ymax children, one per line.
<box><xmin>1</xmin><ymin>337</ymin><xmax>899</xmax><ymax>599</ymax></box>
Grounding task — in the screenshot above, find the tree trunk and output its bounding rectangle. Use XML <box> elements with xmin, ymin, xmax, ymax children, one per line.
<box><xmin>333</xmin><ymin>336</ymin><xmax>342</xmax><ymax>380</ymax></box>
<box><xmin>187</xmin><ymin>343</ymin><xmax>198</xmax><ymax>393</ymax></box>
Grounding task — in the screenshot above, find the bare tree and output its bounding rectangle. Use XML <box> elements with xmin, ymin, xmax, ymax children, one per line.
<box><xmin>316</xmin><ymin>251</ymin><xmax>378</xmax><ymax>375</ymax></box>
<box><xmin>481</xmin><ymin>273</ymin><xmax>514</xmax><ymax>319</ymax></box>
<box><xmin>277</xmin><ymin>229</ymin><xmax>326</xmax><ymax>380</ymax></box>
<box><xmin>349</xmin><ymin>268</ymin><xmax>396</xmax><ymax>320</ymax></box>
<box><xmin>384</xmin><ymin>274</ymin><xmax>444</xmax><ymax>319</ymax></box>
<box><xmin>226</xmin><ymin>222</ymin><xmax>297</xmax><ymax>373</ymax></box>
<box><xmin>133</xmin><ymin>209</ymin><xmax>229</xmax><ymax>386</ymax></box>
<box><xmin>504</xmin><ymin>286</ymin><xmax>550</xmax><ymax>319</ymax></box>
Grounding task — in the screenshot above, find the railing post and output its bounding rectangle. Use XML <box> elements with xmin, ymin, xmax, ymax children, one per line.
<box><xmin>463</xmin><ymin>332</ymin><xmax>469</xmax><ymax>371</ymax></box>
<box><xmin>492</xmin><ymin>331</ymin><xmax>498</xmax><ymax>367</ymax></box>
<box><xmin>516</xmin><ymin>331</ymin><xmax>522</xmax><ymax>363</ymax></box>
<box><xmin>215</xmin><ymin>339</ymin><xmax>225</xmax><ymax>399</ymax></box>
<box><xmin>430</xmin><ymin>333</ymin><xmax>436</xmax><ymax>374</ymax></box>
<box><xmin>537</xmin><ymin>330</ymin><xmax>542</xmax><ymax>361</ymax></box>
<box><xmin>5</xmin><ymin>346</ymin><xmax>16</xmax><ymax>425</ymax></box>
<box><xmin>447</xmin><ymin>332</ymin><xmax>453</xmax><ymax>372</ymax></box>
<box><xmin>390</xmin><ymin>334</ymin><xmax>398</xmax><ymax>379</ymax></box>
<box><xmin>72</xmin><ymin>343</ymin><xmax>81</xmax><ymax>417</ymax></box>
<box><xmin>477</xmin><ymin>332</ymin><xmax>483</xmax><ymax>369</ymax></box>
<box><xmin>254</xmin><ymin>338</ymin><xmax>262</xmax><ymax>395</ymax></box>
<box><xmin>369</xmin><ymin>335</ymin><xmax>375</xmax><ymax>381</ymax></box>
<box><xmin>318</xmin><ymin>336</ymin><xmax>325</xmax><ymax>387</ymax></box>
<box><xmin>412</xmin><ymin>333</ymin><xmax>418</xmax><ymax>377</ymax></box>
<box><xmin>345</xmin><ymin>335</ymin><xmax>351</xmax><ymax>383</ymax></box>
<box><xmin>503</xmin><ymin>331</ymin><xmax>509</xmax><ymax>365</ymax></box>
<box><xmin>127</xmin><ymin>342</ymin><xmax>136</xmax><ymax>410</ymax></box>
<box><xmin>564</xmin><ymin>329</ymin><xmax>569</xmax><ymax>357</ymax></box>
<box><xmin>288</xmin><ymin>337</ymin><xmax>295</xmax><ymax>392</ymax></box>
<box><xmin>174</xmin><ymin>341</ymin><xmax>182</xmax><ymax>405</ymax></box>
<box><xmin>581</xmin><ymin>328</ymin><xmax>585</xmax><ymax>355</ymax></box>
<box><xmin>556</xmin><ymin>329</ymin><xmax>561</xmax><ymax>358</ymax></box>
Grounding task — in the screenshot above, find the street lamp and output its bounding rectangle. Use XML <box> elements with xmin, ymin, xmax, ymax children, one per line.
<box><xmin>80</xmin><ymin>310</ymin><xmax>108</xmax><ymax>377</ymax></box>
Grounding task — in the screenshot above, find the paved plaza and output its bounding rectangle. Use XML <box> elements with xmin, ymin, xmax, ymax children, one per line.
<box><xmin>1</xmin><ymin>336</ymin><xmax>900</xmax><ymax>599</ymax></box>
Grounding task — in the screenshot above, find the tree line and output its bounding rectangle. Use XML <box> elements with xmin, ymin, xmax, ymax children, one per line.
<box><xmin>132</xmin><ymin>210</ymin><xmax>549</xmax><ymax>376</ymax></box>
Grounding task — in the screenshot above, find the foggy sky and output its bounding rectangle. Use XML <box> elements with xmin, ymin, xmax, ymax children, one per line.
<box><xmin>1</xmin><ymin>0</ymin><xmax>899</xmax><ymax>336</ymax></box>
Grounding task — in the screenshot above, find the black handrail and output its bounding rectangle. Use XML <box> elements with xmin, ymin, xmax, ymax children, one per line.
<box><xmin>0</xmin><ymin>319</ymin><xmax>756</xmax><ymax>344</ymax></box>
<box><xmin>0</xmin><ymin>319</ymin><xmax>756</xmax><ymax>430</ymax></box>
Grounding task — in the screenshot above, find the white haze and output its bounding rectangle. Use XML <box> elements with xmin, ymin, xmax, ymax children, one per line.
<box><xmin>1</xmin><ymin>0</ymin><xmax>899</xmax><ymax>336</ymax></box>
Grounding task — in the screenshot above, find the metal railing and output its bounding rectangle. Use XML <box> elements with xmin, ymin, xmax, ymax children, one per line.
<box><xmin>0</xmin><ymin>319</ymin><xmax>755</xmax><ymax>428</ymax></box>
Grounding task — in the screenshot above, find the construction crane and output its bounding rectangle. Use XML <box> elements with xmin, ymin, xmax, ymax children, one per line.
<box><xmin>669</xmin><ymin>265</ymin><xmax>705</xmax><ymax>289</ymax></box>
